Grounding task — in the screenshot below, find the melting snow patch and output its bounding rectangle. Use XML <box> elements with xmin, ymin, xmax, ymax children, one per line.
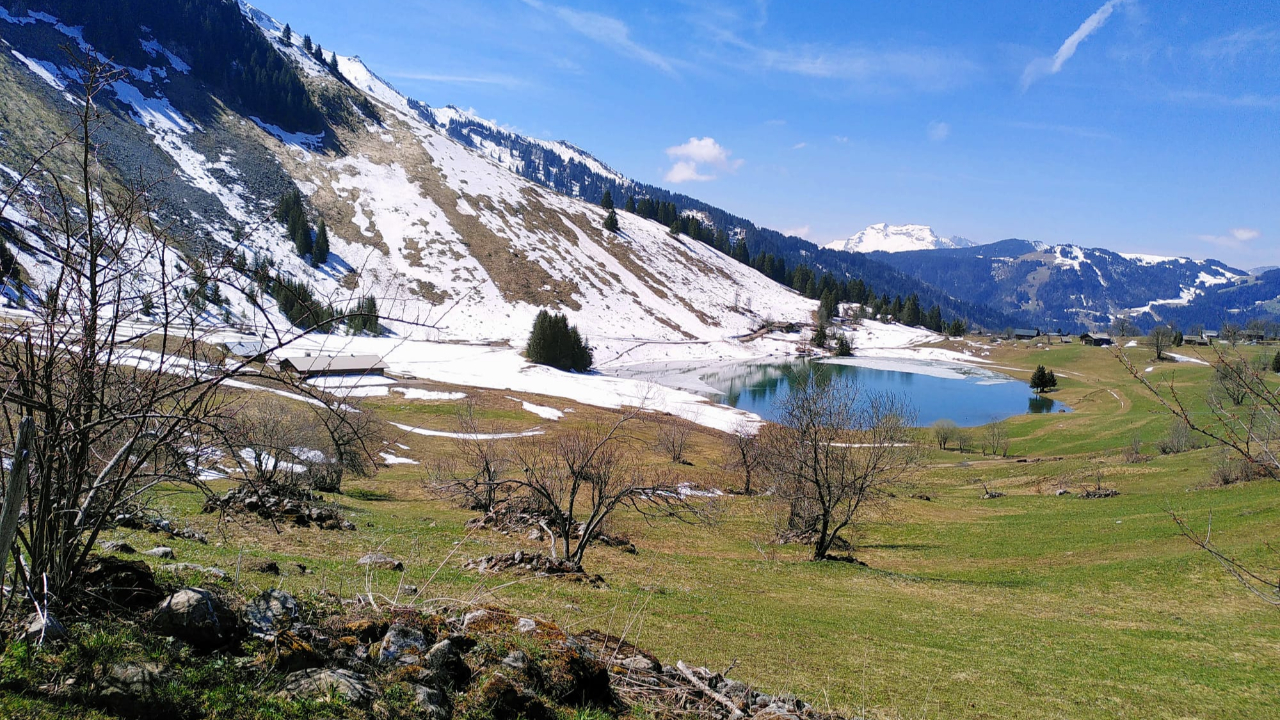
<box><xmin>394</xmin><ymin>388</ymin><xmax>467</xmax><ymax>401</ymax></box>
<box><xmin>506</xmin><ymin>397</ymin><xmax>563</xmax><ymax>420</ymax></box>
<box><xmin>380</xmin><ymin>452</ymin><xmax>418</xmax><ymax>465</ymax></box>
<box><xmin>390</xmin><ymin>421</ymin><xmax>542</xmax><ymax>441</ymax></box>
<box><xmin>1168</xmin><ymin>353</ymin><xmax>1211</xmax><ymax>366</ymax></box>
<box><xmin>10</xmin><ymin>50</ymin><xmax>66</xmax><ymax>90</ymax></box>
<box><xmin>251</xmin><ymin>117</ymin><xmax>324</xmax><ymax>149</ymax></box>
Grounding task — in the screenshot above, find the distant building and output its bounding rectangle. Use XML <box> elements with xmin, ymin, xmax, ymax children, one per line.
<box><xmin>1014</xmin><ymin>328</ymin><xmax>1040</xmax><ymax>340</ymax></box>
<box><xmin>1079</xmin><ymin>332</ymin><xmax>1113</xmax><ymax>347</ymax></box>
<box><xmin>279</xmin><ymin>354</ymin><xmax>389</xmax><ymax>379</ymax></box>
<box><xmin>223</xmin><ymin>340</ymin><xmax>269</xmax><ymax>362</ymax></box>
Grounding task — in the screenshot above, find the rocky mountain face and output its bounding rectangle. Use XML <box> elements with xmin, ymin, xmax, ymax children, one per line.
<box><xmin>0</xmin><ymin>0</ymin><xmax>818</xmax><ymax>347</ymax></box>
<box><xmin>823</xmin><ymin>223</ymin><xmax>975</xmax><ymax>254</ymax></box>
<box><xmin>864</xmin><ymin>239</ymin><xmax>1260</xmax><ymax>331</ymax></box>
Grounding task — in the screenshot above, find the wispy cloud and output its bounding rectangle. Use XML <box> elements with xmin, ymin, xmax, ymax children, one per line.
<box><xmin>833</xmin><ymin>135</ymin><xmax>849</xmax><ymax>144</ymax></box>
<box><xmin>1006</xmin><ymin>120</ymin><xmax>1115</xmax><ymax>140</ymax></box>
<box><xmin>755</xmin><ymin>44</ymin><xmax>976</xmax><ymax>92</ymax></box>
<box><xmin>385</xmin><ymin>71</ymin><xmax>527</xmax><ymax>88</ymax></box>
<box><xmin>781</xmin><ymin>225</ymin><xmax>811</xmax><ymax>239</ymax></box>
<box><xmin>1169</xmin><ymin>90</ymin><xmax>1280</xmax><ymax>109</ymax></box>
<box><xmin>1198</xmin><ymin>27</ymin><xmax>1280</xmax><ymax>62</ymax></box>
<box><xmin>664</xmin><ymin>137</ymin><xmax>743</xmax><ymax>183</ymax></box>
<box><xmin>521</xmin><ymin>0</ymin><xmax>677</xmax><ymax>74</ymax></box>
<box><xmin>927</xmin><ymin>121</ymin><xmax>950</xmax><ymax>142</ymax></box>
<box><xmin>1022</xmin><ymin>0</ymin><xmax>1128</xmax><ymax>90</ymax></box>
<box><xmin>792</xmin><ymin>142</ymin><xmax>807</xmax><ymax>150</ymax></box>
<box><xmin>1198</xmin><ymin>227</ymin><xmax>1261</xmax><ymax>249</ymax></box>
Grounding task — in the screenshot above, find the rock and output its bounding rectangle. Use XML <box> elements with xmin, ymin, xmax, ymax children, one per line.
<box><xmin>502</xmin><ymin>649</ymin><xmax>531</xmax><ymax>671</ymax></box>
<box><xmin>152</xmin><ymin>588</ymin><xmax>240</xmax><ymax>648</ymax></box>
<box><xmin>267</xmin><ymin>630</ymin><xmax>323</xmax><ymax>672</ymax></box>
<box><xmin>142</xmin><ymin>546</ymin><xmax>175</xmax><ymax>559</ymax></box>
<box><xmin>515</xmin><ymin>617</ymin><xmax>537</xmax><ymax>633</ymax></box>
<box><xmin>462</xmin><ymin>608</ymin><xmax>488</xmax><ymax>631</ymax></box>
<box><xmin>356</xmin><ymin>552</ymin><xmax>404</xmax><ymax>571</ymax></box>
<box><xmin>20</xmin><ymin>613</ymin><xmax>66</xmax><ymax>644</ymax></box>
<box><xmin>278</xmin><ymin>668</ymin><xmax>376</xmax><ymax>708</ymax></box>
<box><xmin>373</xmin><ymin>624</ymin><xmax>429</xmax><ymax>665</ymax></box>
<box><xmin>97</xmin><ymin>662</ymin><xmax>169</xmax><ymax>713</ymax></box>
<box><xmin>472</xmin><ymin>673</ymin><xmax>548</xmax><ymax>720</ymax></box>
<box><xmin>160</xmin><ymin>563</ymin><xmax>227</xmax><ymax>580</ymax></box>
<box><xmin>246</xmin><ymin>559</ymin><xmax>280</xmax><ymax>575</ymax></box>
<box><xmin>1055</xmin><ymin>489</ymin><xmax>1073</xmax><ymax>496</ymax></box>
<box><xmin>81</xmin><ymin>556</ymin><xmax>163</xmax><ymax>609</ymax></box>
<box><xmin>408</xmin><ymin>683</ymin><xmax>450</xmax><ymax>720</ymax></box>
<box><xmin>100</xmin><ymin>541</ymin><xmax>136</xmax><ymax>554</ymax></box>
<box><xmin>618</xmin><ymin>654</ymin><xmax>658</xmax><ymax>673</ymax></box>
<box><xmin>419</xmin><ymin>638</ymin><xmax>472</xmax><ymax>691</ymax></box>
<box><xmin>245</xmin><ymin>588</ymin><xmax>301</xmax><ymax>640</ymax></box>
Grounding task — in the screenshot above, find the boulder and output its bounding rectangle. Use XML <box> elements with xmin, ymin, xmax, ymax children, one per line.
<box><xmin>97</xmin><ymin>662</ymin><xmax>169</xmax><ymax>714</ymax></box>
<box><xmin>472</xmin><ymin>673</ymin><xmax>548</xmax><ymax>720</ymax></box>
<box><xmin>160</xmin><ymin>563</ymin><xmax>227</xmax><ymax>580</ymax></box>
<box><xmin>419</xmin><ymin>638</ymin><xmax>472</xmax><ymax>691</ymax></box>
<box><xmin>81</xmin><ymin>556</ymin><xmax>163</xmax><ymax>609</ymax></box>
<box><xmin>142</xmin><ymin>546</ymin><xmax>175</xmax><ymax>559</ymax></box>
<box><xmin>408</xmin><ymin>683</ymin><xmax>450</xmax><ymax>720</ymax></box>
<box><xmin>246</xmin><ymin>559</ymin><xmax>280</xmax><ymax>575</ymax></box>
<box><xmin>100</xmin><ymin>540</ymin><xmax>136</xmax><ymax>554</ymax></box>
<box><xmin>278</xmin><ymin>668</ymin><xmax>376</xmax><ymax>708</ymax></box>
<box><xmin>515</xmin><ymin>617</ymin><xmax>537</xmax><ymax>634</ymax></box>
<box><xmin>20</xmin><ymin>612</ymin><xmax>67</xmax><ymax>644</ymax></box>
<box><xmin>245</xmin><ymin>588</ymin><xmax>301</xmax><ymax>640</ymax></box>
<box><xmin>152</xmin><ymin>588</ymin><xmax>239</xmax><ymax>648</ymax></box>
<box><xmin>356</xmin><ymin>552</ymin><xmax>404</xmax><ymax>571</ymax></box>
<box><xmin>373</xmin><ymin>623</ymin><xmax>429</xmax><ymax>665</ymax></box>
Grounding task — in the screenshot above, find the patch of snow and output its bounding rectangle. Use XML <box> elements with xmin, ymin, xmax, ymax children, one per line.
<box><xmin>508</xmin><ymin>398</ymin><xmax>563</xmax><ymax>420</ymax></box>
<box><xmin>10</xmin><ymin>50</ymin><xmax>66</xmax><ymax>90</ymax></box>
<box><xmin>394</xmin><ymin>388</ymin><xmax>467</xmax><ymax>401</ymax></box>
<box><xmin>1167</xmin><ymin>352</ymin><xmax>1211</xmax><ymax>366</ymax></box>
<box><xmin>824</xmin><ymin>223</ymin><xmax>974</xmax><ymax>254</ymax></box>
<box><xmin>251</xmin><ymin>116</ymin><xmax>324</xmax><ymax>149</ymax></box>
<box><xmin>389</xmin><ymin>421</ymin><xmax>543</xmax><ymax>441</ymax></box>
<box><xmin>380</xmin><ymin>451</ymin><xmax>418</xmax><ymax>465</ymax></box>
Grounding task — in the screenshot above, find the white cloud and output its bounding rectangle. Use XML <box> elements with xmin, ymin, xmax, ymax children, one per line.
<box><xmin>833</xmin><ymin>135</ymin><xmax>849</xmax><ymax>144</ymax></box>
<box><xmin>522</xmin><ymin>0</ymin><xmax>676</xmax><ymax>74</ymax></box>
<box><xmin>781</xmin><ymin>225</ymin><xmax>811</xmax><ymax>239</ymax></box>
<box><xmin>664</xmin><ymin>161</ymin><xmax>714</xmax><ymax>183</ymax></box>
<box><xmin>1022</xmin><ymin>0</ymin><xmax>1127</xmax><ymax>90</ymax></box>
<box><xmin>386</xmin><ymin>71</ymin><xmax>526</xmax><ymax>88</ymax></box>
<box><xmin>663</xmin><ymin>137</ymin><xmax>743</xmax><ymax>183</ymax></box>
<box><xmin>792</xmin><ymin>142</ymin><xmax>807</xmax><ymax>150</ymax></box>
<box><xmin>927</xmin><ymin>121</ymin><xmax>950</xmax><ymax>142</ymax></box>
<box><xmin>1198</xmin><ymin>227</ymin><xmax>1262</xmax><ymax>248</ymax></box>
<box><xmin>1198</xmin><ymin>27</ymin><xmax>1280</xmax><ymax>62</ymax></box>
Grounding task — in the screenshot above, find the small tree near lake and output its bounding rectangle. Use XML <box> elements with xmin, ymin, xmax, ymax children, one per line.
<box><xmin>1030</xmin><ymin>365</ymin><xmax>1058</xmax><ymax>394</ymax></box>
<box><xmin>526</xmin><ymin>310</ymin><xmax>593</xmax><ymax>372</ymax></box>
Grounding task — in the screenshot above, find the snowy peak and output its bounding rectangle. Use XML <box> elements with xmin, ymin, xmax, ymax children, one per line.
<box><xmin>824</xmin><ymin>223</ymin><xmax>976</xmax><ymax>254</ymax></box>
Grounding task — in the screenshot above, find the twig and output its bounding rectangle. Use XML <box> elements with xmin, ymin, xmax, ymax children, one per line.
<box><xmin>676</xmin><ymin>660</ymin><xmax>744</xmax><ymax>719</ymax></box>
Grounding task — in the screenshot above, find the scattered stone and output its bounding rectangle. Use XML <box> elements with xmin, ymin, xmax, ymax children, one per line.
<box><xmin>464</xmin><ymin>552</ymin><xmax>605</xmax><ymax>585</ymax></box>
<box><xmin>373</xmin><ymin>623</ymin><xmax>429</xmax><ymax>665</ymax></box>
<box><xmin>356</xmin><ymin>552</ymin><xmax>404</xmax><ymax>571</ymax></box>
<box><xmin>245</xmin><ymin>589</ymin><xmax>301</xmax><ymax>640</ymax></box>
<box><xmin>204</xmin><ymin>485</ymin><xmax>352</xmax><ymax>531</ymax></box>
<box><xmin>1082</xmin><ymin>487</ymin><xmax>1120</xmax><ymax>499</ymax></box>
<box><xmin>408</xmin><ymin>683</ymin><xmax>450</xmax><ymax>720</ymax></box>
<box><xmin>515</xmin><ymin>617</ymin><xmax>537</xmax><ymax>633</ymax></box>
<box><xmin>152</xmin><ymin>587</ymin><xmax>240</xmax><ymax>649</ymax></box>
<box><xmin>278</xmin><ymin>668</ymin><xmax>376</xmax><ymax>708</ymax></box>
<box><xmin>1055</xmin><ymin>489</ymin><xmax>1073</xmax><ymax>496</ymax></box>
<box><xmin>462</xmin><ymin>609</ymin><xmax>489</xmax><ymax>632</ymax></box>
<box><xmin>142</xmin><ymin>546</ymin><xmax>175</xmax><ymax>559</ymax></box>
<box><xmin>100</xmin><ymin>540</ymin><xmax>136</xmax><ymax>554</ymax></box>
<box><xmin>419</xmin><ymin>638</ymin><xmax>472</xmax><ymax>691</ymax></box>
<box><xmin>160</xmin><ymin>563</ymin><xmax>227</xmax><ymax>580</ymax></box>
<box><xmin>20</xmin><ymin>613</ymin><xmax>67</xmax><ymax>644</ymax></box>
<box><xmin>97</xmin><ymin>662</ymin><xmax>169</xmax><ymax>713</ymax></box>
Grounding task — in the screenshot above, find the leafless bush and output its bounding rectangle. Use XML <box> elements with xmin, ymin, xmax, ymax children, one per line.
<box><xmin>1124</xmin><ymin>434</ymin><xmax>1147</xmax><ymax>464</ymax></box>
<box><xmin>1157</xmin><ymin>418</ymin><xmax>1196</xmax><ymax>455</ymax></box>
<box><xmin>761</xmin><ymin>373</ymin><xmax>919</xmax><ymax>560</ymax></box>
<box><xmin>932</xmin><ymin>419</ymin><xmax>958</xmax><ymax>450</ymax></box>
<box><xmin>983</xmin><ymin>420</ymin><xmax>1011</xmax><ymax>457</ymax></box>
<box><xmin>427</xmin><ymin>400</ymin><xmax>511</xmax><ymax>512</ymax></box>
<box><xmin>724</xmin><ymin>419</ymin><xmax>764</xmax><ymax>495</ymax></box>
<box><xmin>1210</xmin><ymin>454</ymin><xmax>1267</xmax><ymax>486</ymax></box>
<box><xmin>656</xmin><ymin>421</ymin><xmax>692</xmax><ymax>463</ymax></box>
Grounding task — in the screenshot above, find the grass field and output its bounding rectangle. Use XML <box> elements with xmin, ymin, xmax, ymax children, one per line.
<box><xmin>100</xmin><ymin>338</ymin><xmax>1280</xmax><ymax>719</ymax></box>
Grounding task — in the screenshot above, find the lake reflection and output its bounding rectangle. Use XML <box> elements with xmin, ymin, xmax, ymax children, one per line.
<box><xmin>602</xmin><ymin>357</ymin><xmax>1069</xmax><ymax>427</ymax></box>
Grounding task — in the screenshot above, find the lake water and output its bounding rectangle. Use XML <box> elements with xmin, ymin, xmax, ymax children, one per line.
<box><xmin>602</xmin><ymin>357</ymin><xmax>1068</xmax><ymax>427</ymax></box>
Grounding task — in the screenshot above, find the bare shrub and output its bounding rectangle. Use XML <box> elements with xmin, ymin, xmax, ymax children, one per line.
<box><xmin>761</xmin><ymin>372</ymin><xmax>919</xmax><ymax>560</ymax></box>
<box><xmin>724</xmin><ymin>419</ymin><xmax>764</xmax><ymax>495</ymax></box>
<box><xmin>656</xmin><ymin>421</ymin><xmax>692</xmax><ymax>463</ymax></box>
<box><xmin>427</xmin><ymin>400</ymin><xmax>511</xmax><ymax>512</ymax></box>
<box><xmin>1157</xmin><ymin>419</ymin><xmax>1196</xmax><ymax>455</ymax></box>
<box><xmin>932</xmin><ymin>419</ymin><xmax>958</xmax><ymax>450</ymax></box>
<box><xmin>983</xmin><ymin>420</ymin><xmax>1011</xmax><ymax>457</ymax></box>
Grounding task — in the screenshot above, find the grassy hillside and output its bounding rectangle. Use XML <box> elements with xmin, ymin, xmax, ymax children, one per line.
<box><xmin>74</xmin><ymin>339</ymin><xmax>1280</xmax><ymax>719</ymax></box>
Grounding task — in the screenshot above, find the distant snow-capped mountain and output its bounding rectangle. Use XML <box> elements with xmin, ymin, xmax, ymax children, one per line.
<box><xmin>823</xmin><ymin>223</ymin><xmax>977</xmax><ymax>254</ymax></box>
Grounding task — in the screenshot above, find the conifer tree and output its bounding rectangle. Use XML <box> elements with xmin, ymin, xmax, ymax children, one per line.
<box><xmin>1030</xmin><ymin>365</ymin><xmax>1058</xmax><ymax>393</ymax></box>
<box><xmin>329</xmin><ymin>52</ymin><xmax>341</xmax><ymax>75</ymax></box>
<box><xmin>313</xmin><ymin>218</ymin><xmax>330</xmax><ymax>265</ymax></box>
<box><xmin>624</xmin><ymin>195</ymin><xmax>636</xmax><ymax>213</ymax></box>
<box><xmin>526</xmin><ymin>310</ymin><xmax>593</xmax><ymax>372</ymax></box>
<box><xmin>811</xmin><ymin>324</ymin><xmax>828</xmax><ymax>348</ymax></box>
<box><xmin>600</xmin><ymin>190</ymin><xmax>614</xmax><ymax>210</ymax></box>
<box><xmin>281</xmin><ymin>24</ymin><xmax>292</xmax><ymax>44</ymax></box>
<box><xmin>669</xmin><ymin>220</ymin><xmax>681</xmax><ymax>236</ymax></box>
<box><xmin>926</xmin><ymin>305</ymin><xmax>943</xmax><ymax>332</ymax></box>
<box><xmin>903</xmin><ymin>294</ymin><xmax>922</xmax><ymax>327</ymax></box>
<box><xmin>835</xmin><ymin>336</ymin><xmax>852</xmax><ymax>356</ymax></box>
<box><xmin>303</xmin><ymin>35</ymin><xmax>313</xmax><ymax>52</ymax></box>
<box><xmin>603</xmin><ymin>209</ymin><xmax>619</xmax><ymax>233</ymax></box>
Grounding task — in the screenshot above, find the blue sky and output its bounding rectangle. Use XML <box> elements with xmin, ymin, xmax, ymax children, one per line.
<box><xmin>252</xmin><ymin>0</ymin><xmax>1279</xmax><ymax>268</ymax></box>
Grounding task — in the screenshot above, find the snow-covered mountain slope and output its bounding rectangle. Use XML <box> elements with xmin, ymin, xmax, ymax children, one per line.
<box><xmin>824</xmin><ymin>224</ymin><xmax>976</xmax><ymax>254</ymax></box>
<box><xmin>0</xmin><ymin>2</ymin><xmax>814</xmax><ymax>364</ymax></box>
<box><xmin>868</xmin><ymin>239</ymin><xmax>1250</xmax><ymax>331</ymax></box>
